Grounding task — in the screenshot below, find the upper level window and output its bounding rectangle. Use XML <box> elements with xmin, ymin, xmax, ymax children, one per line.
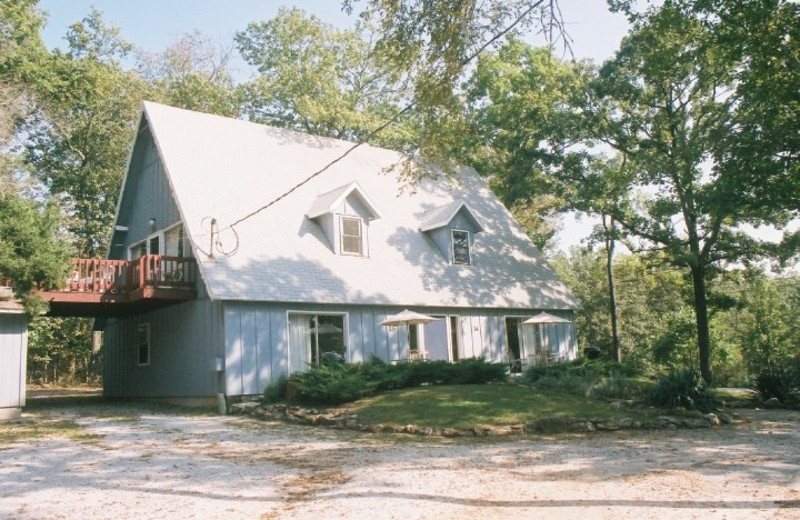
<box><xmin>452</xmin><ymin>229</ymin><xmax>471</xmax><ymax>265</ymax></box>
<box><xmin>340</xmin><ymin>216</ymin><xmax>363</xmax><ymax>255</ymax></box>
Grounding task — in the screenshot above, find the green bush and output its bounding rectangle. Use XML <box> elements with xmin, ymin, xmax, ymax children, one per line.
<box><xmin>756</xmin><ymin>366</ymin><xmax>798</xmax><ymax>403</ymax></box>
<box><xmin>287</xmin><ymin>357</ymin><xmax>507</xmax><ymax>405</ymax></box>
<box><xmin>263</xmin><ymin>372</ymin><xmax>288</xmax><ymax>402</ymax></box>
<box><xmin>293</xmin><ymin>362</ymin><xmax>380</xmax><ymax>405</ymax></box>
<box><xmin>523</xmin><ymin>359</ymin><xmax>643</xmax><ymax>399</ymax></box>
<box><xmin>647</xmin><ymin>368</ymin><xmax>718</xmax><ymax>412</ymax></box>
<box><xmin>524</xmin><ymin>358</ymin><xmax>640</xmax><ymax>383</ymax></box>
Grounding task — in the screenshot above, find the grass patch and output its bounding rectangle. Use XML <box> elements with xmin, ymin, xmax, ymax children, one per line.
<box><xmin>344</xmin><ymin>384</ymin><xmax>644</xmax><ymax>428</ymax></box>
<box><xmin>0</xmin><ymin>415</ymin><xmax>103</xmax><ymax>446</ymax></box>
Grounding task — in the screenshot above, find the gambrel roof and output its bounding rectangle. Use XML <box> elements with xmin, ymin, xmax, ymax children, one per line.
<box><xmin>135</xmin><ymin>102</ymin><xmax>579</xmax><ymax>310</ymax></box>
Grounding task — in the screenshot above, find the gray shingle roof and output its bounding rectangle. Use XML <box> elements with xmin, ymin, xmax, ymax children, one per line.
<box><xmin>306</xmin><ymin>181</ymin><xmax>381</xmax><ymax>220</ymax></box>
<box><xmin>419</xmin><ymin>200</ymin><xmax>484</xmax><ymax>232</ymax></box>
<box><xmin>141</xmin><ymin>102</ymin><xmax>579</xmax><ymax>310</ymax></box>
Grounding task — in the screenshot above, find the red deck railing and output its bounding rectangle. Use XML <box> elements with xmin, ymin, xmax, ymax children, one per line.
<box><xmin>61</xmin><ymin>255</ymin><xmax>197</xmax><ymax>294</ymax></box>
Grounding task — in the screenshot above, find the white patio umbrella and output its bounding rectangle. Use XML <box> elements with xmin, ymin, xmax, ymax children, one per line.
<box><xmin>521</xmin><ymin>312</ymin><xmax>571</xmax><ymax>325</ymax></box>
<box><xmin>521</xmin><ymin>312</ymin><xmax>572</xmax><ymax>365</ymax></box>
<box><xmin>379</xmin><ymin>309</ymin><xmax>438</xmax><ymax>360</ymax></box>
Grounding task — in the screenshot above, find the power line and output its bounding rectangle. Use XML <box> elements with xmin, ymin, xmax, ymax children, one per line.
<box><xmin>214</xmin><ymin>0</ymin><xmax>550</xmax><ymax>243</ymax></box>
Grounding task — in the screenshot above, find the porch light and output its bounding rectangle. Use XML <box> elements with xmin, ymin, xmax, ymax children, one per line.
<box><xmin>148</xmin><ymin>218</ymin><xmax>156</xmax><ymax>233</ymax></box>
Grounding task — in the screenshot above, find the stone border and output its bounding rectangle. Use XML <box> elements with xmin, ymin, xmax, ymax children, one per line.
<box><xmin>230</xmin><ymin>401</ymin><xmax>735</xmax><ymax>437</ymax></box>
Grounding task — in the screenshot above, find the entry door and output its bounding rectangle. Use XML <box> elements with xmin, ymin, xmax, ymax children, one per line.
<box><xmin>424</xmin><ymin>316</ymin><xmax>449</xmax><ymax>361</ymax></box>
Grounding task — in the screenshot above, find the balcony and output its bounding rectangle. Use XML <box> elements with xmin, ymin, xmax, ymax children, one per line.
<box><xmin>38</xmin><ymin>255</ymin><xmax>198</xmax><ymax>317</ymax></box>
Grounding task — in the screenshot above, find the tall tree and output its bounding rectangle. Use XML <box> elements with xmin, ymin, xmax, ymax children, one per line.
<box><xmin>236</xmin><ymin>7</ymin><xmax>413</xmax><ymax>149</ymax></box>
<box><xmin>583</xmin><ymin>1</ymin><xmax>799</xmax><ymax>382</ymax></box>
<box><xmin>137</xmin><ymin>30</ymin><xmax>241</xmax><ymax>117</ymax></box>
<box><xmin>21</xmin><ymin>9</ymin><xmax>148</xmax><ymax>257</ymax></box>
<box><xmin>464</xmin><ymin>39</ymin><xmax>589</xmax><ymax>250</ymax></box>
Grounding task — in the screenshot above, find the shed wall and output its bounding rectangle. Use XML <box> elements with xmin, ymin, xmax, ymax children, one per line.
<box><xmin>0</xmin><ymin>313</ymin><xmax>28</xmax><ymax>419</ymax></box>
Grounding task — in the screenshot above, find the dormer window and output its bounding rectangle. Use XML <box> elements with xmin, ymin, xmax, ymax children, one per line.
<box><xmin>341</xmin><ymin>216</ymin><xmax>363</xmax><ymax>255</ymax></box>
<box><xmin>306</xmin><ymin>182</ymin><xmax>381</xmax><ymax>257</ymax></box>
<box><xmin>420</xmin><ymin>201</ymin><xmax>483</xmax><ymax>265</ymax></box>
<box><xmin>451</xmin><ymin>229</ymin><xmax>471</xmax><ymax>265</ymax></box>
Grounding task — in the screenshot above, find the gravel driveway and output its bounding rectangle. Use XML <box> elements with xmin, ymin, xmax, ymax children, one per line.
<box><xmin>1</xmin><ymin>395</ymin><xmax>798</xmax><ymax>520</ymax></box>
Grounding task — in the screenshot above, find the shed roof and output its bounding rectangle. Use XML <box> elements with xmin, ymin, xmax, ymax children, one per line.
<box><xmin>137</xmin><ymin>102</ymin><xmax>579</xmax><ymax>310</ymax></box>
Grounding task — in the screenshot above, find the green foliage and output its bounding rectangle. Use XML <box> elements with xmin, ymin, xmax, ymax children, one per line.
<box><xmin>27</xmin><ymin>316</ymin><xmax>96</xmax><ymax>385</ymax></box>
<box><xmin>235</xmin><ymin>7</ymin><xmax>413</xmax><ymax>149</ymax></box>
<box><xmin>22</xmin><ymin>9</ymin><xmax>148</xmax><ymax>257</ymax></box>
<box><xmin>0</xmin><ymin>192</ymin><xmax>70</xmax><ymax>308</ymax></box>
<box><xmin>262</xmin><ymin>372</ymin><xmax>288</xmax><ymax>402</ymax></box>
<box><xmin>524</xmin><ymin>358</ymin><xmax>643</xmax><ymax>400</ymax></box>
<box><xmin>290</xmin><ymin>357</ymin><xmax>507</xmax><ymax>405</ymax></box>
<box><xmin>647</xmin><ymin>368</ymin><xmax>718</xmax><ymax>412</ymax></box>
<box><xmin>137</xmin><ymin>30</ymin><xmax>241</xmax><ymax>117</ymax></box>
<box><xmin>756</xmin><ymin>367</ymin><xmax>799</xmax><ymax>403</ymax></box>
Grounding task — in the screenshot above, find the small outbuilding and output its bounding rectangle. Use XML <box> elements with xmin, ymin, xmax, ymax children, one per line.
<box><xmin>0</xmin><ymin>286</ymin><xmax>28</xmax><ymax>420</ymax></box>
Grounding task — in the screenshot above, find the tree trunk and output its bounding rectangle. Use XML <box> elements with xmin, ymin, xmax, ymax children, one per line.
<box><xmin>603</xmin><ymin>215</ymin><xmax>621</xmax><ymax>362</ymax></box>
<box><xmin>690</xmin><ymin>264</ymin><xmax>713</xmax><ymax>383</ymax></box>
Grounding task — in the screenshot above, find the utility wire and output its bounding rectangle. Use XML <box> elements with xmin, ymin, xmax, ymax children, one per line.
<box><xmin>217</xmin><ymin>0</ymin><xmax>549</xmax><ymax>237</ymax></box>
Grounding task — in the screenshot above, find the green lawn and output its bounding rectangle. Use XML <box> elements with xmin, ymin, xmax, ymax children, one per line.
<box><xmin>343</xmin><ymin>384</ymin><xmax>644</xmax><ymax>428</ymax></box>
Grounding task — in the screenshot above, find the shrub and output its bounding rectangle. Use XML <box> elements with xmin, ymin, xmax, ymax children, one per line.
<box><xmin>756</xmin><ymin>366</ymin><xmax>798</xmax><ymax>403</ymax></box>
<box><xmin>293</xmin><ymin>363</ymin><xmax>380</xmax><ymax>405</ymax></box>
<box><xmin>647</xmin><ymin>368</ymin><xmax>718</xmax><ymax>412</ymax></box>
<box><xmin>263</xmin><ymin>372</ymin><xmax>288</xmax><ymax>402</ymax></box>
<box><xmin>287</xmin><ymin>356</ymin><xmax>507</xmax><ymax>405</ymax></box>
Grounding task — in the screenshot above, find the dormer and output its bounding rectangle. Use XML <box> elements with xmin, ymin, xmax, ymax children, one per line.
<box><xmin>306</xmin><ymin>182</ymin><xmax>381</xmax><ymax>256</ymax></box>
<box><xmin>419</xmin><ymin>201</ymin><xmax>483</xmax><ymax>265</ymax></box>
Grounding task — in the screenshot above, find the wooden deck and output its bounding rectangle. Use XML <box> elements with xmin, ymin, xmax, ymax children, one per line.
<box><xmin>38</xmin><ymin>255</ymin><xmax>198</xmax><ymax>317</ymax></box>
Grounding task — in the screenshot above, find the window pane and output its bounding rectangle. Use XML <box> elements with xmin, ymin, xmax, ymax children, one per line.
<box><xmin>341</xmin><ymin>217</ymin><xmax>363</xmax><ymax>254</ymax></box>
<box><xmin>342</xmin><ymin>218</ymin><xmax>361</xmax><ymax>237</ymax></box>
<box><xmin>452</xmin><ymin>230</ymin><xmax>470</xmax><ymax>265</ymax></box>
<box><xmin>343</xmin><ymin>236</ymin><xmax>362</xmax><ymax>254</ymax></box>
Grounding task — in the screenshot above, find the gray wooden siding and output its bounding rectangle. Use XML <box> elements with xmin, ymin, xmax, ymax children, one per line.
<box><xmin>222</xmin><ymin>302</ymin><xmax>577</xmax><ymax>396</ymax></box>
<box><xmin>0</xmin><ymin>313</ymin><xmax>28</xmax><ymax>413</ymax></box>
<box><xmin>103</xmin><ymin>298</ymin><xmax>223</xmax><ymax>398</ymax></box>
<box><xmin>111</xmin><ymin>127</ymin><xmax>182</xmax><ymax>259</ymax></box>
<box><xmin>426</xmin><ymin>209</ymin><xmax>480</xmax><ymax>262</ymax></box>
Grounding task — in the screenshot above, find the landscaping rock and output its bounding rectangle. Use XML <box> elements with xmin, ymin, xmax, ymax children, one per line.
<box><xmin>230</xmin><ymin>401</ymin><xmax>261</xmax><ymax>414</ymax></box>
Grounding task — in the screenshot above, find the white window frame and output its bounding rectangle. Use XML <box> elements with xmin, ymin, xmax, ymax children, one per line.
<box><xmin>339</xmin><ymin>215</ymin><xmax>364</xmax><ymax>256</ymax></box>
<box><xmin>163</xmin><ymin>222</ymin><xmax>186</xmax><ymax>258</ymax></box>
<box><xmin>129</xmin><ymin>230</ymin><xmax>164</xmax><ymax>260</ymax></box>
<box><xmin>286</xmin><ymin>311</ymin><xmax>349</xmax><ymax>373</ymax></box>
<box><xmin>137</xmin><ymin>323</ymin><xmax>151</xmax><ymax>366</ymax></box>
<box><xmin>451</xmin><ymin>229</ymin><xmax>471</xmax><ymax>265</ymax></box>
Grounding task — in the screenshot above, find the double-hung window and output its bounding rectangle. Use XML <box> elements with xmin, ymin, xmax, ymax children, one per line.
<box><xmin>451</xmin><ymin>229</ymin><xmax>471</xmax><ymax>265</ymax></box>
<box><xmin>340</xmin><ymin>216</ymin><xmax>363</xmax><ymax>255</ymax></box>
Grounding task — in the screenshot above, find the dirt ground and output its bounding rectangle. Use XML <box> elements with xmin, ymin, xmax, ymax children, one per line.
<box><xmin>1</xmin><ymin>392</ymin><xmax>798</xmax><ymax>520</ymax></box>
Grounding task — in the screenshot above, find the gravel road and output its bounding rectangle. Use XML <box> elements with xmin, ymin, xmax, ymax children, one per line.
<box><xmin>1</xmin><ymin>395</ymin><xmax>798</xmax><ymax>520</ymax></box>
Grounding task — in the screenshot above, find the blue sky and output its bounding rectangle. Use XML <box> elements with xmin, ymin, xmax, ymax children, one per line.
<box><xmin>36</xmin><ymin>0</ymin><xmax>631</xmax><ymax>251</ymax></box>
<box><xmin>38</xmin><ymin>1</ymin><xmax>629</xmax><ymax>65</ymax></box>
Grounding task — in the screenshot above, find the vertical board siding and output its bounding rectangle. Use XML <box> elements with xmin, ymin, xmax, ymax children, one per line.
<box><xmin>115</xmin><ymin>130</ymin><xmax>182</xmax><ymax>259</ymax></box>
<box><xmin>224</xmin><ymin>306</ymin><xmax>243</xmax><ymax>397</ymax></box>
<box><xmin>255</xmin><ymin>308</ymin><xmax>272</xmax><ymax>392</ymax></box>
<box><xmin>103</xmin><ymin>298</ymin><xmax>221</xmax><ymax>398</ymax></box>
<box><xmin>111</xmin><ymin>302</ymin><xmax>577</xmax><ymax>399</ymax></box>
<box><xmin>240</xmin><ymin>305</ymin><xmax>258</xmax><ymax>395</ymax></box>
<box><xmin>0</xmin><ymin>314</ymin><xmax>27</xmax><ymax>410</ymax></box>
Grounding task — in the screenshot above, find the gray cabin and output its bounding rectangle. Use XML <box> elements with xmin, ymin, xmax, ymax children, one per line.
<box><xmin>98</xmin><ymin>102</ymin><xmax>580</xmax><ymax>406</ymax></box>
<box><xmin>0</xmin><ymin>288</ymin><xmax>28</xmax><ymax>420</ymax></box>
